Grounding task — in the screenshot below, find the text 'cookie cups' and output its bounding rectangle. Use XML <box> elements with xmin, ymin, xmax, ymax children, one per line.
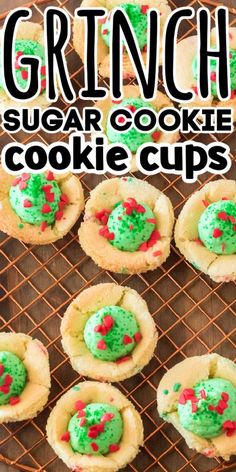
<box><xmin>0</xmin><ymin>332</ymin><xmax>50</xmax><ymax>423</ymax></box>
<box><xmin>157</xmin><ymin>354</ymin><xmax>236</xmax><ymax>461</ymax></box>
<box><xmin>175</xmin><ymin>27</ymin><xmax>236</xmax><ymax>121</ymax></box>
<box><xmin>175</xmin><ymin>179</ymin><xmax>236</xmax><ymax>283</ymax></box>
<box><xmin>78</xmin><ymin>177</ymin><xmax>174</xmax><ymax>274</ymax></box>
<box><xmin>0</xmin><ymin>21</ymin><xmax>51</xmax><ymax>111</ymax></box>
<box><xmin>0</xmin><ymin>168</ymin><xmax>84</xmax><ymax>245</ymax></box>
<box><xmin>73</xmin><ymin>0</ymin><xmax>171</xmax><ymax>79</ymax></box>
<box><xmin>92</xmin><ymin>85</ymin><xmax>179</xmax><ymax>172</ymax></box>
<box><xmin>46</xmin><ymin>381</ymin><xmax>143</xmax><ymax>471</ymax></box>
<box><xmin>61</xmin><ymin>283</ymin><xmax>158</xmax><ymax>382</ymax></box>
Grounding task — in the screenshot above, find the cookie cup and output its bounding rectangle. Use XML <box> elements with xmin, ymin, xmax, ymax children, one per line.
<box><xmin>73</xmin><ymin>0</ymin><xmax>171</xmax><ymax>79</ymax></box>
<box><xmin>92</xmin><ymin>85</ymin><xmax>180</xmax><ymax>172</ymax></box>
<box><xmin>157</xmin><ymin>354</ymin><xmax>236</xmax><ymax>460</ymax></box>
<box><xmin>0</xmin><ymin>332</ymin><xmax>50</xmax><ymax>423</ymax></box>
<box><xmin>46</xmin><ymin>381</ymin><xmax>143</xmax><ymax>472</ymax></box>
<box><xmin>0</xmin><ymin>168</ymin><xmax>84</xmax><ymax>245</ymax></box>
<box><xmin>78</xmin><ymin>177</ymin><xmax>174</xmax><ymax>274</ymax></box>
<box><xmin>61</xmin><ymin>283</ymin><xmax>158</xmax><ymax>382</ymax></box>
<box><xmin>175</xmin><ymin>27</ymin><xmax>236</xmax><ymax>121</ymax></box>
<box><xmin>0</xmin><ymin>22</ymin><xmax>51</xmax><ymax>111</ymax></box>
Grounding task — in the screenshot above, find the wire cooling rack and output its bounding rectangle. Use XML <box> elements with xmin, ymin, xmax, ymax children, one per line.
<box><xmin>0</xmin><ymin>0</ymin><xmax>235</xmax><ymax>471</ymax></box>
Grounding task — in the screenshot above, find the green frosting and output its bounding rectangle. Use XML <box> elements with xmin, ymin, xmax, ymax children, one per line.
<box><xmin>178</xmin><ymin>378</ymin><xmax>236</xmax><ymax>439</ymax></box>
<box><xmin>68</xmin><ymin>403</ymin><xmax>123</xmax><ymax>455</ymax></box>
<box><xmin>192</xmin><ymin>48</ymin><xmax>236</xmax><ymax>98</ymax></box>
<box><xmin>107</xmin><ymin>200</ymin><xmax>155</xmax><ymax>252</ymax></box>
<box><xmin>84</xmin><ymin>305</ymin><xmax>140</xmax><ymax>362</ymax></box>
<box><xmin>106</xmin><ymin>98</ymin><xmax>160</xmax><ymax>153</ymax></box>
<box><xmin>9</xmin><ymin>173</ymin><xmax>62</xmax><ymax>226</ymax></box>
<box><xmin>101</xmin><ymin>4</ymin><xmax>148</xmax><ymax>51</ymax></box>
<box><xmin>0</xmin><ymin>39</ymin><xmax>46</xmax><ymax>93</ymax></box>
<box><xmin>0</xmin><ymin>352</ymin><xmax>27</xmax><ymax>405</ymax></box>
<box><xmin>198</xmin><ymin>200</ymin><xmax>236</xmax><ymax>255</ymax></box>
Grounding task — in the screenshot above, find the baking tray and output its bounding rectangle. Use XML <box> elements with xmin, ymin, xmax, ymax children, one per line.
<box><xmin>0</xmin><ymin>0</ymin><xmax>235</xmax><ymax>470</ymax></box>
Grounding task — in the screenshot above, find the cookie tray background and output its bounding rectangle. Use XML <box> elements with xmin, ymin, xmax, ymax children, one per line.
<box><xmin>0</xmin><ymin>0</ymin><xmax>235</xmax><ymax>470</ymax></box>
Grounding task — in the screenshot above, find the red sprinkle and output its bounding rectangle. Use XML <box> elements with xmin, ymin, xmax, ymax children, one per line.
<box><xmin>223</xmin><ymin>420</ymin><xmax>236</xmax><ymax>437</ymax></box>
<box><xmin>101</xmin><ymin>413</ymin><xmax>115</xmax><ymax>423</ymax></box>
<box><xmin>153</xmin><ymin>250</ymin><xmax>162</xmax><ymax>257</ymax></box>
<box><xmin>75</xmin><ymin>400</ymin><xmax>86</xmax><ymax>411</ymax></box>
<box><xmin>194</xmin><ymin>238</ymin><xmax>203</xmax><ymax>245</ymax></box>
<box><xmin>60</xmin><ymin>193</ymin><xmax>69</xmax><ymax>204</ymax></box>
<box><xmin>202</xmin><ymin>200</ymin><xmax>209</xmax><ymax>208</ymax></box>
<box><xmin>141</xmin><ymin>5</ymin><xmax>149</xmax><ymax>14</ymax></box>
<box><xmin>212</xmin><ymin>228</ymin><xmax>223</xmax><ymax>238</ymax></box>
<box><xmin>222</xmin><ymin>392</ymin><xmax>229</xmax><ymax>402</ymax></box>
<box><xmin>40</xmin><ymin>221</ymin><xmax>47</xmax><ymax>232</ymax></box>
<box><xmin>80</xmin><ymin>417</ymin><xmax>86</xmax><ymax>427</ymax></box>
<box><xmin>126</xmin><ymin>105</ymin><xmax>136</xmax><ymax>113</ymax></box>
<box><xmin>192</xmin><ymin>403</ymin><xmax>198</xmax><ymax>413</ymax></box>
<box><xmin>123</xmin><ymin>335</ymin><xmax>133</xmax><ymax>345</ymax></box>
<box><xmin>99</xmin><ymin>226</ymin><xmax>114</xmax><ymax>240</ymax></box>
<box><xmin>88</xmin><ymin>428</ymin><xmax>98</xmax><ymax>439</ymax></box>
<box><xmin>96</xmin><ymin>423</ymin><xmax>105</xmax><ymax>433</ymax></box>
<box><xmin>22</xmin><ymin>173</ymin><xmax>30</xmax><ymax>181</ymax></box>
<box><xmin>55</xmin><ymin>211</ymin><xmax>64</xmax><ymax>221</ymax></box>
<box><xmin>192</xmin><ymin>86</ymin><xmax>198</xmax><ymax>95</ymax></box>
<box><xmin>77</xmin><ymin>410</ymin><xmax>86</xmax><ymax>418</ymax></box>
<box><xmin>103</xmin><ymin>315</ymin><xmax>114</xmax><ymax>331</ymax></box>
<box><xmin>116</xmin><ymin>355</ymin><xmax>131</xmax><ymax>364</ymax></box>
<box><xmin>95</xmin><ymin>209</ymin><xmax>111</xmax><ymax>225</ymax></box>
<box><xmin>94</xmin><ymin>324</ymin><xmax>107</xmax><ymax>336</ymax></box>
<box><xmin>208</xmin><ymin>405</ymin><xmax>215</xmax><ymax>411</ymax></box>
<box><xmin>97</xmin><ymin>340</ymin><xmax>107</xmax><ymax>350</ymax></box>
<box><xmin>112</xmin><ymin>99</ymin><xmax>122</xmax><ymax>104</ymax></box>
<box><xmin>210</xmin><ymin>71</ymin><xmax>216</xmax><ymax>82</ymax></box>
<box><xmin>91</xmin><ymin>442</ymin><xmax>99</xmax><ymax>452</ymax></box>
<box><xmin>118</xmin><ymin>116</ymin><xmax>125</xmax><ymax>123</ymax></box>
<box><xmin>41</xmin><ymin>65</ymin><xmax>46</xmax><ymax>76</ymax></box>
<box><xmin>41</xmin><ymin>79</ymin><xmax>46</xmax><ymax>89</ymax></box>
<box><xmin>41</xmin><ymin>204</ymin><xmax>52</xmax><ymax>214</ymax></box>
<box><xmin>147</xmin><ymin>230</ymin><xmax>161</xmax><ymax>248</ymax></box>
<box><xmin>60</xmin><ymin>431</ymin><xmax>70</xmax><ymax>442</ymax></box>
<box><xmin>12</xmin><ymin>177</ymin><xmax>21</xmax><ymax>187</ymax></box>
<box><xmin>42</xmin><ymin>185</ymin><xmax>52</xmax><ymax>193</ymax></box>
<box><xmin>102</xmin><ymin>29</ymin><xmax>108</xmax><ymax>35</ymax></box>
<box><xmin>23</xmin><ymin>200</ymin><xmax>32</xmax><ymax>208</ymax></box>
<box><xmin>45</xmin><ymin>192</ymin><xmax>55</xmax><ymax>203</ymax></box>
<box><xmin>200</xmin><ymin>389</ymin><xmax>206</xmax><ymax>399</ymax></box>
<box><xmin>0</xmin><ymin>364</ymin><xmax>4</xmax><ymax>376</ymax></box>
<box><xmin>139</xmin><ymin>242</ymin><xmax>148</xmax><ymax>252</ymax></box>
<box><xmin>146</xmin><ymin>218</ymin><xmax>156</xmax><ymax>224</ymax></box>
<box><xmin>222</xmin><ymin>243</ymin><xmax>226</xmax><ymax>252</ymax></box>
<box><xmin>19</xmin><ymin>180</ymin><xmax>27</xmax><ymax>191</ymax></box>
<box><xmin>134</xmin><ymin>332</ymin><xmax>142</xmax><ymax>343</ymax></box>
<box><xmin>228</xmin><ymin>215</ymin><xmax>236</xmax><ymax>224</ymax></box>
<box><xmin>152</xmin><ymin>131</ymin><xmax>161</xmax><ymax>142</ymax></box>
<box><xmin>21</xmin><ymin>70</ymin><xmax>28</xmax><ymax>80</ymax></box>
<box><xmin>218</xmin><ymin>211</ymin><xmax>227</xmax><ymax>221</ymax></box>
<box><xmin>0</xmin><ymin>385</ymin><xmax>9</xmax><ymax>394</ymax></box>
<box><xmin>109</xmin><ymin>444</ymin><xmax>120</xmax><ymax>453</ymax></box>
<box><xmin>47</xmin><ymin>171</ymin><xmax>55</xmax><ymax>181</ymax></box>
<box><xmin>9</xmin><ymin>396</ymin><xmax>20</xmax><ymax>406</ymax></box>
<box><xmin>4</xmin><ymin>374</ymin><xmax>13</xmax><ymax>386</ymax></box>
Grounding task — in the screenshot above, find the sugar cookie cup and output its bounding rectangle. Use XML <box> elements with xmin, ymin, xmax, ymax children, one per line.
<box><xmin>175</xmin><ymin>179</ymin><xmax>236</xmax><ymax>283</ymax></box>
<box><xmin>78</xmin><ymin>177</ymin><xmax>174</xmax><ymax>274</ymax></box>
<box><xmin>0</xmin><ymin>168</ymin><xmax>84</xmax><ymax>245</ymax></box>
<box><xmin>175</xmin><ymin>27</ymin><xmax>236</xmax><ymax>121</ymax></box>
<box><xmin>73</xmin><ymin>0</ymin><xmax>171</xmax><ymax>79</ymax></box>
<box><xmin>92</xmin><ymin>85</ymin><xmax>180</xmax><ymax>172</ymax></box>
<box><xmin>0</xmin><ymin>332</ymin><xmax>50</xmax><ymax>423</ymax></box>
<box><xmin>157</xmin><ymin>354</ymin><xmax>236</xmax><ymax>461</ymax></box>
<box><xmin>0</xmin><ymin>21</ymin><xmax>51</xmax><ymax>111</ymax></box>
<box><xmin>61</xmin><ymin>283</ymin><xmax>158</xmax><ymax>382</ymax></box>
<box><xmin>46</xmin><ymin>381</ymin><xmax>143</xmax><ymax>471</ymax></box>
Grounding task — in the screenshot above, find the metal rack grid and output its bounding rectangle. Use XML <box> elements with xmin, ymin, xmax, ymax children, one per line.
<box><xmin>0</xmin><ymin>0</ymin><xmax>235</xmax><ymax>470</ymax></box>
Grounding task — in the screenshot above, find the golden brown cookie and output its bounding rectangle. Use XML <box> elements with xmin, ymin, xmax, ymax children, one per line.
<box><xmin>157</xmin><ymin>354</ymin><xmax>236</xmax><ymax>460</ymax></box>
<box><xmin>0</xmin><ymin>167</ymin><xmax>84</xmax><ymax>245</ymax></box>
<box><xmin>78</xmin><ymin>176</ymin><xmax>174</xmax><ymax>274</ymax></box>
<box><xmin>175</xmin><ymin>28</ymin><xmax>236</xmax><ymax>121</ymax></box>
<box><xmin>73</xmin><ymin>0</ymin><xmax>171</xmax><ymax>79</ymax></box>
<box><xmin>61</xmin><ymin>283</ymin><xmax>158</xmax><ymax>382</ymax></box>
<box><xmin>0</xmin><ymin>332</ymin><xmax>50</xmax><ymax>423</ymax></box>
<box><xmin>175</xmin><ymin>179</ymin><xmax>236</xmax><ymax>282</ymax></box>
<box><xmin>46</xmin><ymin>381</ymin><xmax>143</xmax><ymax>471</ymax></box>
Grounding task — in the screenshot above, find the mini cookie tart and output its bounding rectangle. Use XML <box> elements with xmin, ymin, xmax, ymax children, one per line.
<box><xmin>0</xmin><ymin>332</ymin><xmax>50</xmax><ymax>423</ymax></box>
<box><xmin>157</xmin><ymin>354</ymin><xmax>236</xmax><ymax>460</ymax></box>
<box><xmin>92</xmin><ymin>85</ymin><xmax>179</xmax><ymax>172</ymax></box>
<box><xmin>78</xmin><ymin>177</ymin><xmax>174</xmax><ymax>274</ymax></box>
<box><xmin>175</xmin><ymin>27</ymin><xmax>236</xmax><ymax>121</ymax></box>
<box><xmin>0</xmin><ymin>168</ymin><xmax>84</xmax><ymax>245</ymax></box>
<box><xmin>73</xmin><ymin>0</ymin><xmax>171</xmax><ymax>79</ymax></box>
<box><xmin>175</xmin><ymin>179</ymin><xmax>236</xmax><ymax>283</ymax></box>
<box><xmin>0</xmin><ymin>21</ymin><xmax>51</xmax><ymax>111</ymax></box>
<box><xmin>46</xmin><ymin>381</ymin><xmax>143</xmax><ymax>472</ymax></box>
<box><xmin>61</xmin><ymin>283</ymin><xmax>158</xmax><ymax>382</ymax></box>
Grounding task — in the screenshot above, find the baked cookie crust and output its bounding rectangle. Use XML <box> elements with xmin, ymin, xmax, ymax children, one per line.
<box><xmin>46</xmin><ymin>380</ymin><xmax>143</xmax><ymax>472</ymax></box>
<box><xmin>0</xmin><ymin>167</ymin><xmax>84</xmax><ymax>245</ymax></box>
<box><xmin>92</xmin><ymin>84</ymin><xmax>180</xmax><ymax>172</ymax></box>
<box><xmin>73</xmin><ymin>0</ymin><xmax>171</xmax><ymax>79</ymax></box>
<box><xmin>61</xmin><ymin>283</ymin><xmax>158</xmax><ymax>382</ymax></box>
<box><xmin>0</xmin><ymin>332</ymin><xmax>50</xmax><ymax>423</ymax></box>
<box><xmin>175</xmin><ymin>28</ymin><xmax>236</xmax><ymax>121</ymax></box>
<box><xmin>78</xmin><ymin>177</ymin><xmax>174</xmax><ymax>274</ymax></box>
<box><xmin>157</xmin><ymin>354</ymin><xmax>236</xmax><ymax>460</ymax></box>
<box><xmin>0</xmin><ymin>22</ymin><xmax>51</xmax><ymax>111</ymax></box>
<box><xmin>175</xmin><ymin>179</ymin><xmax>236</xmax><ymax>282</ymax></box>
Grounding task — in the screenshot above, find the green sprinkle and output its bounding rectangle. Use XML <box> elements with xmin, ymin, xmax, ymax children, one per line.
<box><xmin>173</xmin><ymin>383</ymin><xmax>181</xmax><ymax>392</ymax></box>
<box><xmin>163</xmin><ymin>389</ymin><xmax>169</xmax><ymax>395</ymax></box>
<box><xmin>18</xmin><ymin>223</ymin><xmax>24</xmax><ymax>229</ymax></box>
<box><xmin>72</xmin><ymin>386</ymin><xmax>81</xmax><ymax>391</ymax></box>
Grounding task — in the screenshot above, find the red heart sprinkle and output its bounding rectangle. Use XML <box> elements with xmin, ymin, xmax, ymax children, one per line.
<box><xmin>80</xmin><ymin>417</ymin><xmax>86</xmax><ymax>427</ymax></box>
<box><xmin>0</xmin><ymin>364</ymin><xmax>4</xmax><ymax>376</ymax></box>
<box><xmin>222</xmin><ymin>392</ymin><xmax>229</xmax><ymax>402</ymax></box>
<box><xmin>60</xmin><ymin>193</ymin><xmax>69</xmax><ymax>204</ymax></box>
<box><xmin>41</xmin><ymin>65</ymin><xmax>46</xmax><ymax>76</ymax></box>
<box><xmin>0</xmin><ymin>385</ymin><xmax>10</xmax><ymax>394</ymax></box>
<box><xmin>217</xmin><ymin>212</ymin><xmax>227</xmax><ymax>221</ymax></box>
<box><xmin>42</xmin><ymin>185</ymin><xmax>52</xmax><ymax>193</ymax></box>
<box><xmin>9</xmin><ymin>396</ymin><xmax>20</xmax><ymax>405</ymax></box>
<box><xmin>88</xmin><ymin>428</ymin><xmax>98</xmax><ymax>439</ymax></box>
<box><xmin>103</xmin><ymin>315</ymin><xmax>114</xmax><ymax>331</ymax></box>
<box><xmin>19</xmin><ymin>180</ymin><xmax>27</xmax><ymax>191</ymax></box>
<box><xmin>41</xmin><ymin>79</ymin><xmax>46</xmax><ymax>89</ymax></box>
<box><xmin>118</xmin><ymin>116</ymin><xmax>125</xmax><ymax>123</ymax></box>
<box><xmin>97</xmin><ymin>340</ymin><xmax>107</xmax><ymax>350</ymax></box>
<box><xmin>40</xmin><ymin>221</ymin><xmax>47</xmax><ymax>232</ymax></box>
<box><xmin>116</xmin><ymin>355</ymin><xmax>131</xmax><ymax>364</ymax></box>
<box><xmin>123</xmin><ymin>335</ymin><xmax>133</xmax><ymax>345</ymax></box>
<box><xmin>55</xmin><ymin>211</ymin><xmax>63</xmax><ymax>221</ymax></box>
<box><xmin>212</xmin><ymin>228</ymin><xmax>223</xmax><ymax>238</ymax></box>
<box><xmin>202</xmin><ymin>200</ymin><xmax>209</xmax><ymax>207</ymax></box>
<box><xmin>210</xmin><ymin>71</ymin><xmax>216</xmax><ymax>82</ymax></box>
<box><xmin>208</xmin><ymin>405</ymin><xmax>215</xmax><ymax>411</ymax></box>
<box><xmin>75</xmin><ymin>400</ymin><xmax>86</xmax><ymax>411</ymax></box>
<box><xmin>153</xmin><ymin>250</ymin><xmax>162</xmax><ymax>257</ymax></box>
<box><xmin>109</xmin><ymin>444</ymin><xmax>120</xmax><ymax>453</ymax></box>
<box><xmin>45</xmin><ymin>193</ymin><xmax>55</xmax><ymax>203</ymax></box>
<box><xmin>47</xmin><ymin>171</ymin><xmax>55</xmax><ymax>181</ymax></box>
<box><xmin>60</xmin><ymin>431</ymin><xmax>70</xmax><ymax>442</ymax></box>
<box><xmin>101</xmin><ymin>413</ymin><xmax>114</xmax><ymax>423</ymax></box>
<box><xmin>152</xmin><ymin>131</ymin><xmax>161</xmax><ymax>142</ymax></box>
<box><xmin>134</xmin><ymin>332</ymin><xmax>142</xmax><ymax>343</ymax></box>
<box><xmin>102</xmin><ymin>29</ymin><xmax>108</xmax><ymax>35</ymax></box>
<box><xmin>4</xmin><ymin>374</ymin><xmax>13</xmax><ymax>385</ymax></box>
<box><xmin>41</xmin><ymin>204</ymin><xmax>52</xmax><ymax>214</ymax></box>
<box><xmin>91</xmin><ymin>442</ymin><xmax>99</xmax><ymax>452</ymax></box>
<box><xmin>77</xmin><ymin>410</ymin><xmax>86</xmax><ymax>418</ymax></box>
<box><xmin>23</xmin><ymin>200</ymin><xmax>32</xmax><ymax>208</ymax></box>
<box><xmin>141</xmin><ymin>5</ymin><xmax>149</xmax><ymax>14</ymax></box>
<box><xmin>21</xmin><ymin>70</ymin><xmax>28</xmax><ymax>80</ymax></box>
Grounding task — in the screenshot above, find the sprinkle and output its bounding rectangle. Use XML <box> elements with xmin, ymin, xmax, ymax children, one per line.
<box><xmin>192</xmin><ymin>86</ymin><xmax>198</xmax><ymax>95</ymax></box>
<box><xmin>134</xmin><ymin>332</ymin><xmax>142</xmax><ymax>343</ymax></box>
<box><xmin>112</xmin><ymin>99</ymin><xmax>122</xmax><ymax>104</ymax></box>
<box><xmin>101</xmin><ymin>413</ymin><xmax>115</xmax><ymax>423</ymax></box>
<box><xmin>153</xmin><ymin>250</ymin><xmax>162</xmax><ymax>257</ymax></box>
<box><xmin>94</xmin><ymin>324</ymin><xmax>107</xmax><ymax>336</ymax></box>
<box><xmin>45</xmin><ymin>192</ymin><xmax>55</xmax><ymax>203</ymax></box>
<box><xmin>41</xmin><ymin>65</ymin><xmax>46</xmax><ymax>76</ymax></box>
<box><xmin>75</xmin><ymin>400</ymin><xmax>86</xmax><ymax>411</ymax></box>
<box><xmin>4</xmin><ymin>374</ymin><xmax>13</xmax><ymax>386</ymax></box>
<box><xmin>173</xmin><ymin>383</ymin><xmax>181</xmax><ymax>393</ymax></box>
<box><xmin>223</xmin><ymin>420</ymin><xmax>236</xmax><ymax>437</ymax></box>
<box><xmin>217</xmin><ymin>211</ymin><xmax>227</xmax><ymax>221</ymax></box>
<box><xmin>41</xmin><ymin>204</ymin><xmax>52</xmax><ymax>214</ymax></box>
<box><xmin>163</xmin><ymin>389</ymin><xmax>169</xmax><ymax>395</ymax></box>
<box><xmin>192</xmin><ymin>403</ymin><xmax>198</xmax><ymax>413</ymax></box>
<box><xmin>152</xmin><ymin>131</ymin><xmax>161</xmax><ymax>142</ymax></box>
<box><xmin>9</xmin><ymin>396</ymin><xmax>20</xmax><ymax>405</ymax></box>
<box><xmin>96</xmin><ymin>423</ymin><xmax>105</xmax><ymax>433</ymax></box>
<box><xmin>202</xmin><ymin>200</ymin><xmax>209</xmax><ymax>208</ymax></box>
<box><xmin>229</xmin><ymin>215</ymin><xmax>236</xmax><ymax>224</ymax></box>
<box><xmin>97</xmin><ymin>340</ymin><xmax>107</xmax><ymax>350</ymax></box>
<box><xmin>42</xmin><ymin>185</ymin><xmax>52</xmax><ymax>192</ymax></box>
<box><xmin>103</xmin><ymin>315</ymin><xmax>114</xmax><ymax>331</ymax></box>
<box><xmin>102</xmin><ymin>29</ymin><xmax>108</xmax><ymax>35</ymax></box>
<box><xmin>47</xmin><ymin>171</ymin><xmax>55</xmax><ymax>181</ymax></box>
<box><xmin>208</xmin><ymin>405</ymin><xmax>215</xmax><ymax>411</ymax></box>
<box><xmin>60</xmin><ymin>431</ymin><xmax>70</xmax><ymax>442</ymax></box>
<box><xmin>118</xmin><ymin>116</ymin><xmax>125</xmax><ymax>123</ymax></box>
<box><xmin>88</xmin><ymin>428</ymin><xmax>98</xmax><ymax>439</ymax></box>
<box><xmin>60</xmin><ymin>193</ymin><xmax>69</xmax><ymax>204</ymax></box>
<box><xmin>200</xmin><ymin>389</ymin><xmax>206</xmax><ymax>399</ymax></box>
<box><xmin>147</xmin><ymin>229</ymin><xmax>161</xmax><ymax>248</ymax></box>
<box><xmin>210</xmin><ymin>71</ymin><xmax>216</xmax><ymax>82</ymax></box>
<box><xmin>91</xmin><ymin>442</ymin><xmax>99</xmax><ymax>452</ymax></box>
<box><xmin>77</xmin><ymin>410</ymin><xmax>86</xmax><ymax>418</ymax></box>
<box><xmin>126</xmin><ymin>105</ymin><xmax>136</xmax><ymax>113</ymax></box>
<box><xmin>80</xmin><ymin>417</ymin><xmax>86</xmax><ymax>427</ymax></box>
<box><xmin>41</xmin><ymin>79</ymin><xmax>46</xmax><ymax>89</ymax></box>
<box><xmin>109</xmin><ymin>444</ymin><xmax>120</xmax><ymax>453</ymax></box>
<box><xmin>146</xmin><ymin>218</ymin><xmax>156</xmax><ymax>224</ymax></box>
<box><xmin>18</xmin><ymin>223</ymin><xmax>24</xmax><ymax>229</ymax></box>
<box><xmin>143</xmin><ymin>45</ymin><xmax>147</xmax><ymax>52</ymax></box>
<box><xmin>139</xmin><ymin>242</ymin><xmax>148</xmax><ymax>252</ymax></box>
<box><xmin>0</xmin><ymin>385</ymin><xmax>10</xmax><ymax>394</ymax></box>
<box><xmin>222</xmin><ymin>392</ymin><xmax>229</xmax><ymax>402</ymax></box>
<box><xmin>23</xmin><ymin>200</ymin><xmax>32</xmax><ymax>208</ymax></box>
<box><xmin>0</xmin><ymin>364</ymin><xmax>4</xmax><ymax>376</ymax></box>
<box><xmin>230</xmin><ymin>90</ymin><xmax>235</xmax><ymax>99</ymax></box>
<box><xmin>123</xmin><ymin>335</ymin><xmax>133</xmax><ymax>345</ymax></box>
<box><xmin>129</xmin><ymin>224</ymin><xmax>133</xmax><ymax>230</ymax></box>
<box><xmin>116</xmin><ymin>355</ymin><xmax>131</xmax><ymax>364</ymax></box>
<box><xmin>40</xmin><ymin>221</ymin><xmax>47</xmax><ymax>232</ymax></box>
<box><xmin>222</xmin><ymin>197</ymin><xmax>229</xmax><ymax>200</ymax></box>
<box><xmin>95</xmin><ymin>208</ymin><xmax>111</xmax><ymax>225</ymax></box>
<box><xmin>141</xmin><ymin>5</ymin><xmax>149</xmax><ymax>14</ymax></box>
<box><xmin>21</xmin><ymin>70</ymin><xmax>28</xmax><ymax>80</ymax></box>
<box><xmin>12</xmin><ymin>177</ymin><xmax>21</xmax><ymax>186</ymax></box>
<box><xmin>19</xmin><ymin>180</ymin><xmax>27</xmax><ymax>191</ymax></box>
<box><xmin>194</xmin><ymin>238</ymin><xmax>203</xmax><ymax>245</ymax></box>
<box><xmin>99</xmin><ymin>225</ymin><xmax>114</xmax><ymax>240</ymax></box>
<box><xmin>22</xmin><ymin>173</ymin><xmax>30</xmax><ymax>181</ymax></box>
<box><xmin>222</xmin><ymin>243</ymin><xmax>225</xmax><ymax>252</ymax></box>
<box><xmin>212</xmin><ymin>228</ymin><xmax>223</xmax><ymax>238</ymax></box>
<box><xmin>55</xmin><ymin>211</ymin><xmax>63</xmax><ymax>221</ymax></box>
<box><xmin>234</xmin><ymin>225</ymin><xmax>236</xmax><ymax>231</ymax></box>
<box><xmin>99</xmin><ymin>17</ymin><xmax>107</xmax><ymax>24</ymax></box>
